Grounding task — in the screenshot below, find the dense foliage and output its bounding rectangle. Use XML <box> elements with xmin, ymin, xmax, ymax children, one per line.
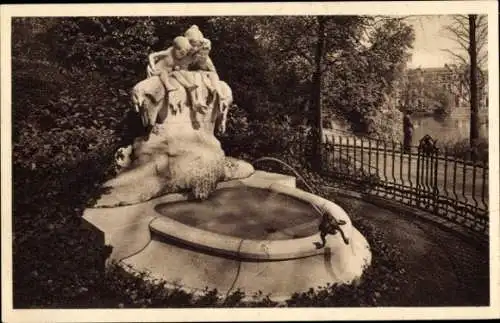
<box><xmin>45</xmin><ymin>16</ymin><xmax>415</xmax><ymax>135</ymax></box>
<box><xmin>399</xmin><ymin>69</ymin><xmax>456</xmax><ymax>117</ymax></box>
<box><xmin>12</xmin><ymin>16</ymin><xmax>466</xmax><ymax>308</ymax></box>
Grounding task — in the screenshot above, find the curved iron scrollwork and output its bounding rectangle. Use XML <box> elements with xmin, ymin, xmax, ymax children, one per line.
<box><xmin>418</xmin><ymin>134</ymin><xmax>439</xmax><ymax>156</ymax></box>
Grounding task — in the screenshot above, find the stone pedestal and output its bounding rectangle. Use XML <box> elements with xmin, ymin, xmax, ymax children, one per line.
<box><xmin>82</xmin><ymin>170</ymin><xmax>371</xmax><ymax>301</ymax></box>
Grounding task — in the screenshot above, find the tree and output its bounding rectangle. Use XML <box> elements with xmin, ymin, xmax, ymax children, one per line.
<box><xmin>469</xmin><ymin>14</ymin><xmax>480</xmax><ymax>155</ymax></box>
<box><xmin>205</xmin><ymin>17</ymin><xmax>273</xmax><ymax>119</ymax></box>
<box><xmin>309</xmin><ymin>16</ymin><xmax>369</xmax><ymax>169</ymax></box>
<box><xmin>235</xmin><ymin>16</ymin><xmax>367</xmax><ymax>169</ymax></box>
<box><xmin>433</xmin><ymin>88</ymin><xmax>455</xmax><ymax>119</ymax></box>
<box><xmin>321</xmin><ymin>17</ymin><xmax>414</xmax><ymax>140</ymax></box>
<box><xmin>442</xmin><ymin>15</ymin><xmax>488</xmax><ymax>69</ymax></box>
<box><xmin>442</xmin><ymin>14</ymin><xmax>487</xmax><ymax>105</ymax></box>
<box><xmin>442</xmin><ymin>14</ymin><xmax>488</xmax><ymax>157</ymax></box>
<box><xmin>310</xmin><ymin>16</ymin><xmax>326</xmax><ymax>171</ymax></box>
<box><xmin>239</xmin><ymin>16</ymin><xmax>414</xmax><ymax>166</ymax></box>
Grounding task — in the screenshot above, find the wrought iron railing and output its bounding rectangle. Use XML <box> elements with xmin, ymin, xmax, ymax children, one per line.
<box><xmin>322</xmin><ymin>134</ymin><xmax>489</xmax><ymax>235</ymax></box>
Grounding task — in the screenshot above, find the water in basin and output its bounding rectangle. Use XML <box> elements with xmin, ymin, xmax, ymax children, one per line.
<box><xmin>155</xmin><ymin>186</ymin><xmax>321</xmax><ymax>240</ymax></box>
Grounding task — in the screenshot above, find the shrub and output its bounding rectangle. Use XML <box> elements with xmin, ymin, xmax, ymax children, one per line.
<box><xmin>46</xmin><ymin>17</ymin><xmax>158</xmax><ymax>86</ymax></box>
<box><xmin>220</xmin><ymin>108</ymin><xmax>311</xmax><ymax>165</ymax></box>
<box><xmin>432</xmin><ymin>90</ymin><xmax>454</xmax><ymax>118</ymax></box>
<box><xmin>12</xmin><ymin>119</ymin><xmax>120</xmax><ymax>307</ymax></box>
<box><xmin>366</xmin><ymin>106</ymin><xmax>404</xmax><ymax>142</ymax></box>
<box><xmin>12</xmin><ymin>42</ymin><xmax>138</xmax><ymax>307</ymax></box>
<box><xmin>437</xmin><ymin>137</ymin><xmax>489</xmax><ymax>164</ymax></box>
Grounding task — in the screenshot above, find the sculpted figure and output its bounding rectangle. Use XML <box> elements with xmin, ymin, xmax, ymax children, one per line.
<box><xmin>131</xmin><ymin>75</ymin><xmax>167</xmax><ymax>135</ymax></box>
<box><xmin>215</xmin><ymin>81</ymin><xmax>232</xmax><ymax>134</ymax></box>
<box><xmin>96</xmin><ymin>25</ymin><xmax>256</xmax><ymax>207</ymax></box>
<box><xmin>147</xmin><ymin>36</ymin><xmax>208</xmax><ymax>111</ymax></box>
<box><xmin>318</xmin><ymin>210</ymin><xmax>349</xmax><ymax>247</ymax></box>
<box><xmin>184</xmin><ymin>26</ymin><xmax>226</xmax><ymax>106</ymax></box>
<box><xmin>190</xmin><ymin>38</ymin><xmax>225</xmax><ymax>101</ymax></box>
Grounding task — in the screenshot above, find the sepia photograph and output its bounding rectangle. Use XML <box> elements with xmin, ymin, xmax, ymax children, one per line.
<box><xmin>1</xmin><ymin>1</ymin><xmax>499</xmax><ymax>322</ymax></box>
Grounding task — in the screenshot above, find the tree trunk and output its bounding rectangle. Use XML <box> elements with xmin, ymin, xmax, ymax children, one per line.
<box><xmin>309</xmin><ymin>16</ymin><xmax>325</xmax><ymax>171</ymax></box>
<box><xmin>469</xmin><ymin>15</ymin><xmax>479</xmax><ymax>160</ymax></box>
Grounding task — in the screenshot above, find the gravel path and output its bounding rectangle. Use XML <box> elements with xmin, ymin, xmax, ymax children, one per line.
<box><xmin>335</xmin><ymin>196</ymin><xmax>490</xmax><ymax>306</ymax></box>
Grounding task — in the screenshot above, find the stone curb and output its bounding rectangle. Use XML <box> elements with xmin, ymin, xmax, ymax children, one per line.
<box><xmin>151</xmin><ymin>179</ymin><xmax>354</xmax><ymax>260</ymax></box>
<box><xmin>119</xmin><ymin>260</ymin><xmax>291</xmax><ymax>305</ymax></box>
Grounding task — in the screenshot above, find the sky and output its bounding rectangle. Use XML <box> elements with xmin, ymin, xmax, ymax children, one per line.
<box><xmin>406</xmin><ymin>15</ymin><xmax>466</xmax><ymax>69</ymax></box>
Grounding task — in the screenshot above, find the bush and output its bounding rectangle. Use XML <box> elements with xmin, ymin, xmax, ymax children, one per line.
<box><xmin>46</xmin><ymin>17</ymin><xmax>158</xmax><ymax>86</ymax></box>
<box><xmin>12</xmin><ymin>35</ymin><xmax>140</xmax><ymax>307</ymax></box>
<box><xmin>433</xmin><ymin>90</ymin><xmax>454</xmax><ymax>118</ymax></box>
<box><xmin>366</xmin><ymin>106</ymin><xmax>404</xmax><ymax>142</ymax></box>
<box><xmin>98</xmin><ymin>264</ymin><xmax>279</xmax><ymax>308</ymax></box>
<box><xmin>437</xmin><ymin>137</ymin><xmax>489</xmax><ymax>164</ymax></box>
<box><xmin>220</xmin><ymin>107</ymin><xmax>311</xmax><ymax>164</ymax></box>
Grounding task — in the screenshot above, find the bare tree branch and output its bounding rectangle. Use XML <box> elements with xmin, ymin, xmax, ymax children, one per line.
<box><xmin>477</xmin><ymin>28</ymin><xmax>488</xmax><ymax>48</ymax></box>
<box><xmin>443</xmin><ymin>25</ymin><xmax>470</xmax><ymax>51</ymax></box>
<box><xmin>451</xmin><ymin>15</ymin><xmax>469</xmax><ymax>29</ymax></box>
<box><xmin>477</xmin><ymin>53</ymin><xmax>488</xmax><ymax>69</ymax></box>
<box><xmin>478</xmin><ymin>68</ymin><xmax>486</xmax><ymax>83</ymax></box>
<box><xmin>441</xmin><ymin>48</ymin><xmax>469</xmax><ymax>65</ymax></box>
<box><xmin>477</xmin><ymin>15</ymin><xmax>488</xmax><ymax>26</ymax></box>
<box><xmin>442</xmin><ymin>13</ymin><xmax>488</xmax><ymax>70</ymax></box>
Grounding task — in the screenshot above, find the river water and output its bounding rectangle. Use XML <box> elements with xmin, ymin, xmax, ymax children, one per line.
<box><xmin>411</xmin><ymin>106</ymin><xmax>488</xmax><ymax>145</ymax></box>
<box><xmin>325</xmin><ymin>106</ymin><xmax>489</xmax><ymax>146</ymax></box>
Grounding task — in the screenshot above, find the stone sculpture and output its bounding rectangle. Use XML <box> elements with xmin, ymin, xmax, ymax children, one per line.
<box><xmin>147</xmin><ymin>35</ymin><xmax>208</xmax><ymax>112</ymax></box>
<box><xmin>95</xmin><ymin>26</ymin><xmax>254</xmax><ymax>207</ymax></box>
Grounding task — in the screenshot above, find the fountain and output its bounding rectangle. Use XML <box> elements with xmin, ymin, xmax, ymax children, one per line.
<box><xmin>83</xmin><ymin>26</ymin><xmax>371</xmax><ymax>301</ymax></box>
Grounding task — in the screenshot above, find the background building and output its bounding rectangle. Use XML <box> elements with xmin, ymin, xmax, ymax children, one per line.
<box><xmin>394</xmin><ymin>65</ymin><xmax>488</xmax><ymax>112</ymax></box>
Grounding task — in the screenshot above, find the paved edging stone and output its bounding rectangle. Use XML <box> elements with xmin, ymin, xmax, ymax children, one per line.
<box><xmin>151</xmin><ymin>177</ymin><xmax>359</xmax><ymax>260</ymax></box>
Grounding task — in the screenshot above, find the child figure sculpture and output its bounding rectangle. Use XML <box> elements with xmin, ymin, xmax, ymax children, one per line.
<box><xmin>147</xmin><ymin>36</ymin><xmax>208</xmax><ymax>112</ymax></box>
<box><xmin>183</xmin><ymin>25</ymin><xmax>227</xmax><ymax>109</ymax></box>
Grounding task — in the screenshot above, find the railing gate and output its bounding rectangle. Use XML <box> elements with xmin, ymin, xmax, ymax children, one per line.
<box><xmin>416</xmin><ymin>135</ymin><xmax>439</xmax><ymax>213</ymax></box>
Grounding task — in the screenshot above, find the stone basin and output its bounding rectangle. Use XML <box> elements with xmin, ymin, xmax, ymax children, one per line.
<box><xmin>83</xmin><ymin>171</ymin><xmax>372</xmax><ymax>300</ymax></box>
<box><xmin>154</xmin><ymin>186</ymin><xmax>320</xmax><ymax>241</ymax></box>
<box><xmin>151</xmin><ymin>181</ymin><xmax>358</xmax><ymax>261</ymax></box>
